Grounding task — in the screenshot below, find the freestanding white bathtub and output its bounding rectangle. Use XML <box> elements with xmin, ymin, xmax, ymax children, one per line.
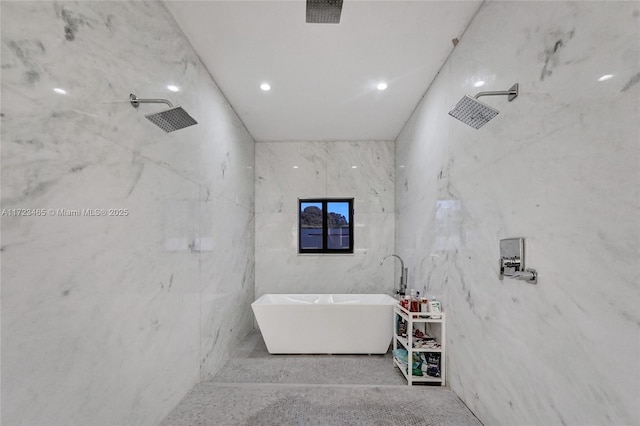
<box><xmin>251</xmin><ymin>294</ymin><xmax>397</xmax><ymax>354</ymax></box>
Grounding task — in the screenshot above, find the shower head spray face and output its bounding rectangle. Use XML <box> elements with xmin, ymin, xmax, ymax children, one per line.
<box><xmin>145</xmin><ymin>107</ymin><xmax>198</xmax><ymax>133</ymax></box>
<box><xmin>448</xmin><ymin>95</ymin><xmax>499</xmax><ymax>129</ymax></box>
<box><xmin>306</xmin><ymin>0</ymin><xmax>343</xmax><ymax>23</ymax></box>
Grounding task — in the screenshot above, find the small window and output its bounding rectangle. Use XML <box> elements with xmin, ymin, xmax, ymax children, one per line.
<box><xmin>299</xmin><ymin>198</ymin><xmax>354</xmax><ymax>254</ymax></box>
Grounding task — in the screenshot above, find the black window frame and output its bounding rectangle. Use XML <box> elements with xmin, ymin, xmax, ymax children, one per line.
<box><xmin>298</xmin><ymin>198</ymin><xmax>354</xmax><ymax>254</ymax></box>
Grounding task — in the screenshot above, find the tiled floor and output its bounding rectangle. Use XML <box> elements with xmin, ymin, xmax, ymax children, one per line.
<box><xmin>161</xmin><ymin>332</ymin><xmax>482</xmax><ymax>426</ymax></box>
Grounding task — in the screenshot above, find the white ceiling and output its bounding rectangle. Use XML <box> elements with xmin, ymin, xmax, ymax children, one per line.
<box><xmin>165</xmin><ymin>1</ymin><xmax>482</xmax><ymax>142</ymax></box>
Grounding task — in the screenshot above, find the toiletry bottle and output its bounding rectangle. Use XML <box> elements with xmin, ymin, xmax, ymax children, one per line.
<box><xmin>428</xmin><ymin>297</ymin><xmax>441</xmax><ymax>318</ymax></box>
<box><xmin>432</xmin><ymin>297</ymin><xmax>441</xmax><ymax>312</ymax></box>
<box><xmin>420</xmin><ymin>297</ymin><xmax>429</xmax><ymax>312</ymax></box>
<box><xmin>401</xmin><ymin>295</ymin><xmax>410</xmax><ymax>310</ymax></box>
<box><xmin>412</xmin><ymin>291</ymin><xmax>421</xmax><ymax>312</ymax></box>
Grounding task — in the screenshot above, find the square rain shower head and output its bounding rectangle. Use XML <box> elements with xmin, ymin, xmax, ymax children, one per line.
<box><xmin>306</xmin><ymin>0</ymin><xmax>343</xmax><ymax>24</ymax></box>
<box><xmin>145</xmin><ymin>107</ymin><xmax>198</xmax><ymax>133</ymax></box>
<box><xmin>448</xmin><ymin>95</ymin><xmax>499</xmax><ymax>129</ymax></box>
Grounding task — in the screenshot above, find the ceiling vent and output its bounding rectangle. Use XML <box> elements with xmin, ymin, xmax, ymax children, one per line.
<box><xmin>306</xmin><ymin>0</ymin><xmax>343</xmax><ymax>24</ymax></box>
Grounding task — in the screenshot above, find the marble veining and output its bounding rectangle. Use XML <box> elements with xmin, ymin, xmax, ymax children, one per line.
<box><xmin>1</xmin><ymin>2</ymin><xmax>254</xmax><ymax>425</ymax></box>
<box><xmin>395</xmin><ymin>1</ymin><xmax>639</xmax><ymax>425</ymax></box>
<box><xmin>255</xmin><ymin>141</ymin><xmax>396</xmax><ymax>298</ymax></box>
<box><xmin>3</xmin><ymin>1</ymin><xmax>639</xmax><ymax>425</ymax></box>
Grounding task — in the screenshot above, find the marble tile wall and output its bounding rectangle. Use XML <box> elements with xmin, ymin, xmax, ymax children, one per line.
<box><xmin>1</xmin><ymin>2</ymin><xmax>254</xmax><ymax>425</ymax></box>
<box><xmin>395</xmin><ymin>1</ymin><xmax>639</xmax><ymax>425</ymax></box>
<box><xmin>255</xmin><ymin>141</ymin><xmax>396</xmax><ymax>298</ymax></box>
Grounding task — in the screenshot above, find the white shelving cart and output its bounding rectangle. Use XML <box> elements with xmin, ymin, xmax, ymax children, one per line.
<box><xmin>393</xmin><ymin>304</ymin><xmax>445</xmax><ymax>386</ymax></box>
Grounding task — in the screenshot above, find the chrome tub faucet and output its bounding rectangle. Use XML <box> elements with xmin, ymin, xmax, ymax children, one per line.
<box><xmin>380</xmin><ymin>254</ymin><xmax>408</xmax><ymax>296</ymax></box>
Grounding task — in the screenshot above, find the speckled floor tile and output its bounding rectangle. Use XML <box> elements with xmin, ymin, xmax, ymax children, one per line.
<box><xmin>211</xmin><ymin>331</ymin><xmax>406</xmax><ymax>385</ymax></box>
<box><xmin>162</xmin><ymin>332</ymin><xmax>482</xmax><ymax>426</ymax></box>
<box><xmin>162</xmin><ymin>383</ymin><xmax>482</xmax><ymax>426</ymax></box>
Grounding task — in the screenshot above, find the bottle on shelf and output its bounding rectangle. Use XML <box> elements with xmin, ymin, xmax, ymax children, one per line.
<box><xmin>411</xmin><ymin>290</ymin><xmax>420</xmax><ymax>312</ymax></box>
<box><xmin>420</xmin><ymin>297</ymin><xmax>429</xmax><ymax>312</ymax></box>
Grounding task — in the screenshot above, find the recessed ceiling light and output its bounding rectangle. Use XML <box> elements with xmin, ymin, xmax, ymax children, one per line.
<box><xmin>351</xmin><ymin>165</ymin><xmax>358</xmax><ymax>169</ymax></box>
<box><xmin>474</xmin><ymin>80</ymin><xmax>485</xmax><ymax>87</ymax></box>
<box><xmin>598</xmin><ymin>74</ymin><xmax>613</xmax><ymax>81</ymax></box>
<box><xmin>53</xmin><ymin>88</ymin><xmax>67</xmax><ymax>95</ymax></box>
<box><xmin>260</xmin><ymin>83</ymin><xmax>271</xmax><ymax>91</ymax></box>
<box><xmin>376</xmin><ymin>82</ymin><xmax>388</xmax><ymax>91</ymax></box>
<box><xmin>292</xmin><ymin>166</ymin><xmax>299</xmax><ymax>169</ymax></box>
<box><xmin>167</xmin><ymin>85</ymin><xmax>180</xmax><ymax>92</ymax></box>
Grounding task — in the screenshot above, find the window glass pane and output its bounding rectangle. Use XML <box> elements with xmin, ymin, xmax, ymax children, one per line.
<box><xmin>300</xmin><ymin>202</ymin><xmax>323</xmax><ymax>249</ymax></box>
<box><xmin>327</xmin><ymin>201</ymin><xmax>350</xmax><ymax>250</ymax></box>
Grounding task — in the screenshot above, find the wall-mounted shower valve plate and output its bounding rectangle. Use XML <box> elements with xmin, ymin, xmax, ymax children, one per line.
<box><xmin>499</xmin><ymin>237</ymin><xmax>524</xmax><ymax>279</ymax></box>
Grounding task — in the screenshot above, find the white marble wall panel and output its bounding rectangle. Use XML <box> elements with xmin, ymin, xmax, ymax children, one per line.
<box><xmin>255</xmin><ymin>141</ymin><xmax>396</xmax><ymax>298</ymax></box>
<box><xmin>395</xmin><ymin>2</ymin><xmax>639</xmax><ymax>425</ymax></box>
<box><xmin>1</xmin><ymin>2</ymin><xmax>254</xmax><ymax>425</ymax></box>
<box><xmin>255</xmin><ymin>142</ymin><xmax>327</xmax><ymax>215</ymax></box>
<box><xmin>199</xmin><ymin>192</ymin><xmax>255</xmax><ymax>379</ymax></box>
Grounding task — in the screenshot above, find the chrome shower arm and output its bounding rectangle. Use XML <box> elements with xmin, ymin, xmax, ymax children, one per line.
<box><xmin>474</xmin><ymin>90</ymin><xmax>513</xmax><ymax>98</ymax></box>
<box><xmin>474</xmin><ymin>83</ymin><xmax>519</xmax><ymax>102</ymax></box>
<box><xmin>130</xmin><ymin>94</ymin><xmax>174</xmax><ymax>108</ymax></box>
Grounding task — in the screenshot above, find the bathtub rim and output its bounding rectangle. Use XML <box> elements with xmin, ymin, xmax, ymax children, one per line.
<box><xmin>252</xmin><ymin>293</ymin><xmax>398</xmax><ymax>306</ymax></box>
